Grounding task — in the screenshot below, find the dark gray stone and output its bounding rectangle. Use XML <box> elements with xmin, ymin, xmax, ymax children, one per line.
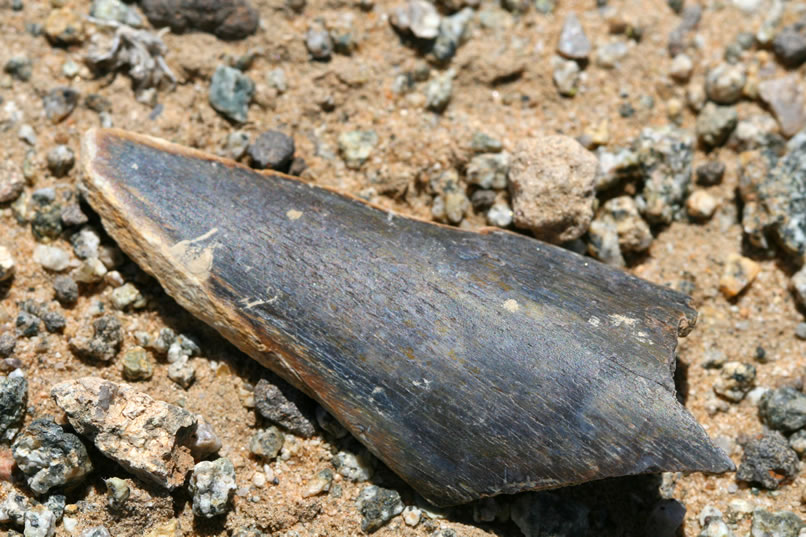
<box><xmin>253</xmin><ymin>377</ymin><xmax>316</xmax><ymax>437</ymax></box>
<box><xmin>43</xmin><ymin>88</ymin><xmax>79</xmax><ymax>124</ymax></box>
<box><xmin>11</xmin><ymin>417</ymin><xmax>93</xmax><ymax>494</ymax></box>
<box><xmin>758</xmin><ymin>387</ymin><xmax>806</xmax><ymax>432</ymax></box>
<box><xmin>247</xmin><ymin>131</ymin><xmax>295</xmax><ymax>172</ymax></box>
<box><xmin>696</xmin><ymin>160</ymin><xmax>725</xmax><ymax>186</ymax></box>
<box><xmin>736</xmin><ymin>431</ymin><xmax>799</xmax><ymax>489</ymax></box>
<box><xmin>68</xmin><ymin>315</ymin><xmax>123</xmax><ymax>362</ymax></box>
<box><xmin>139</xmin><ymin>0</ymin><xmax>259</xmax><ymax>40</ymax></box>
<box><xmin>52</xmin><ymin>276</ymin><xmax>78</xmax><ymax>306</ymax></box>
<box><xmin>4</xmin><ymin>56</ymin><xmax>32</xmax><ymax>82</ymax></box>
<box><xmin>0</xmin><ymin>375</ymin><xmax>27</xmax><ymax>443</ymax></box>
<box><xmin>356</xmin><ymin>485</ymin><xmax>404</xmax><ymax>533</ymax></box>
<box><xmin>0</xmin><ymin>332</ymin><xmax>16</xmax><ymax>358</ymax></box>
<box><xmin>773</xmin><ymin>22</ymin><xmax>806</xmax><ymax>68</ymax></box>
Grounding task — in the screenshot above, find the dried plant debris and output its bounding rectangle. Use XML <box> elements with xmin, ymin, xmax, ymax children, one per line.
<box><xmin>85</xmin><ymin>24</ymin><xmax>176</xmax><ymax>96</ymax></box>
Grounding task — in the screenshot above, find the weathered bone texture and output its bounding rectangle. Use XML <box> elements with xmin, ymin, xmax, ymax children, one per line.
<box><xmin>80</xmin><ymin>128</ymin><xmax>733</xmax><ymax>506</ymax></box>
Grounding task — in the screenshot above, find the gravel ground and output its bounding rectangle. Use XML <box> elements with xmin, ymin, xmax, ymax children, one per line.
<box><xmin>3</xmin><ymin>0</ymin><xmax>806</xmax><ymax>536</ymax></box>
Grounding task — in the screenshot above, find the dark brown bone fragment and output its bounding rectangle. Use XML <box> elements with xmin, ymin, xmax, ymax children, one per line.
<box><xmin>80</xmin><ymin>128</ymin><xmax>733</xmax><ymax>507</ymax></box>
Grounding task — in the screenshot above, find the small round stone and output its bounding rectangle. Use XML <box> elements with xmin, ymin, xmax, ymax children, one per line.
<box><xmin>338</xmin><ymin>130</ymin><xmax>378</xmax><ymax>170</ymax></box>
<box><xmin>705</xmin><ymin>62</ymin><xmax>747</xmax><ymax>104</ymax></box>
<box><xmin>122</xmin><ymin>347</ymin><xmax>154</xmax><ymax>381</ymax></box>
<box><xmin>105</xmin><ymin>477</ymin><xmax>130</xmax><ymax>510</ymax></box>
<box><xmin>696</xmin><ymin>160</ymin><xmax>725</xmax><ymax>186</ymax></box>
<box><xmin>46</xmin><ymin>145</ymin><xmax>75</xmax><ymax>177</ymax></box>
<box><xmin>249</xmin><ymin>427</ymin><xmax>285</xmax><ymax>461</ymax></box>
<box><xmin>669</xmin><ymin>54</ymin><xmax>693</xmax><ymax>82</ymax></box>
<box><xmin>247</xmin><ymin>131</ymin><xmax>295</xmax><ymax>172</ymax></box>
<box><xmin>0</xmin><ymin>246</ymin><xmax>15</xmax><ymax>281</ymax></box>
<box><xmin>686</xmin><ymin>190</ymin><xmax>718</xmax><ymax>219</ymax></box>
<box><xmin>52</xmin><ymin>275</ymin><xmax>79</xmax><ymax>305</ymax></box>
<box><xmin>305</xmin><ymin>24</ymin><xmax>333</xmax><ymax>61</ymax></box>
<box><xmin>188</xmin><ymin>458</ymin><xmax>237</xmax><ymax>518</ymax></box>
<box><xmin>208</xmin><ymin>65</ymin><xmax>255</xmax><ymax>124</ymax></box>
<box><xmin>33</xmin><ymin>245</ymin><xmax>71</xmax><ymax>272</ymax></box>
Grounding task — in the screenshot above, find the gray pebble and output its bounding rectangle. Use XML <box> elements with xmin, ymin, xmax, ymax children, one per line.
<box><xmin>714</xmin><ymin>361</ymin><xmax>756</xmax><ymax>402</ymax></box>
<box><xmin>121</xmin><ymin>347</ymin><xmax>153</xmax><ymax>381</ymax></box>
<box><xmin>796</xmin><ymin>322</ymin><xmax>806</xmax><ymax>340</ymax></box>
<box><xmin>4</xmin><ymin>56</ymin><xmax>32</xmax><ymax>82</ymax></box>
<box><xmin>470</xmin><ymin>189</ymin><xmax>496</xmax><ymax>211</ymax></box>
<box><xmin>90</xmin><ymin>0</ymin><xmax>143</xmax><ymax>27</ymax></box>
<box><xmin>139</xmin><ymin>0</ymin><xmax>258</xmax><ymax>40</ymax></box>
<box><xmin>356</xmin><ymin>485</ymin><xmax>404</xmax><ymax>533</ymax></box>
<box><xmin>248</xmin><ymin>426</ymin><xmax>285</xmax><ymax>461</ymax></box>
<box><xmin>208</xmin><ymin>65</ymin><xmax>254</xmax><ymax>123</ymax></box>
<box><xmin>190</xmin><ymin>416</ymin><xmax>221</xmax><ymax>459</ymax></box>
<box><xmin>41</xmin><ymin>310</ymin><xmax>66</xmax><ymax>334</ymax></box>
<box><xmin>487</xmin><ymin>202</ymin><xmax>513</xmax><ymax>228</ymax></box>
<box><xmin>425</xmin><ymin>70</ymin><xmax>453</xmax><ymax>112</ymax></box>
<box><xmin>773</xmin><ymin>22</ymin><xmax>806</xmax><ymax>68</ymax></box>
<box><xmin>302</xmin><ymin>468</ymin><xmax>333</xmax><ymax>497</ymax></box>
<box><xmin>253</xmin><ymin>377</ymin><xmax>316</xmax><ymax>437</ymax></box>
<box><xmin>750</xmin><ymin>509</ymin><xmax>805</xmax><ymax>537</ymax></box>
<box><xmin>18</xmin><ymin>124</ymin><xmax>37</xmax><ymax>146</ymax></box>
<box><xmin>471</xmin><ymin>132</ymin><xmax>503</xmax><ymax>153</ymax></box>
<box><xmin>0</xmin><ymin>483</ymin><xmax>31</xmax><ymax>526</ymax></box>
<box><xmin>43</xmin><ymin>87</ymin><xmax>79</xmax><ymax>124</ymax></box>
<box><xmin>248</xmin><ymin>130</ymin><xmax>295</xmax><ymax>171</ymax></box>
<box><xmin>16</xmin><ymin>311</ymin><xmax>40</xmax><ymax>338</ymax></box>
<box><xmin>52</xmin><ymin>275</ymin><xmax>78</xmax><ymax>305</ymax></box>
<box><xmin>23</xmin><ymin>505</ymin><xmax>56</xmax><ymax>537</ymax></box>
<box><xmin>12</xmin><ymin>416</ymin><xmax>93</xmax><ymax>494</ymax></box>
<box><xmin>696</xmin><ymin>160</ymin><xmax>725</xmax><ymax>186</ymax></box>
<box><xmin>788</xmin><ymin>429</ymin><xmax>806</xmax><ymax>456</ymax></box>
<box><xmin>61</xmin><ymin>203</ymin><xmax>88</xmax><ymax>227</ymax></box>
<box><xmin>466</xmin><ymin>152</ymin><xmax>510</xmax><ymax>190</ymax></box>
<box><xmin>595</xmin><ymin>40</ymin><xmax>629</xmax><ymax>69</ymax></box>
<box><xmin>390</xmin><ymin>0</ymin><xmax>441</xmax><ymax>40</ymax></box>
<box><xmin>266</xmin><ymin>68</ymin><xmax>287</xmax><ymax>93</ymax></box>
<box><xmin>305</xmin><ymin>23</ymin><xmax>333</xmax><ymax>61</ymax></box>
<box><xmin>758</xmin><ymin>76</ymin><xmax>806</xmax><ymax>138</ymax></box>
<box><xmin>188</xmin><ymin>458</ymin><xmax>237</xmax><ymax>518</ymax></box>
<box><xmin>339</xmin><ymin>130</ymin><xmax>378</xmax><ymax>169</ymax></box>
<box><xmin>0</xmin><ymin>163</ymin><xmax>25</xmax><ymax>204</ymax></box>
<box><xmin>696</xmin><ymin>102</ymin><xmax>737</xmax><ymax>148</ymax></box>
<box><xmin>226</xmin><ymin>131</ymin><xmax>250</xmax><ymax>160</ymax></box>
<box><xmin>705</xmin><ymin>63</ymin><xmax>747</xmax><ymax>104</ymax></box>
<box><xmin>0</xmin><ymin>332</ymin><xmax>16</xmax><ymax>358</ymax></box>
<box><xmin>31</xmin><ymin>203</ymin><xmax>64</xmax><ymax>242</ymax></box>
<box><xmin>557</xmin><ymin>13</ymin><xmax>591</xmax><ymax>60</ymax></box>
<box><xmin>552</xmin><ymin>57</ymin><xmax>580</xmax><ymax>97</ymax></box>
<box><xmin>111</xmin><ymin>282</ymin><xmax>145</xmax><ymax>310</ymax></box>
<box><xmin>736</xmin><ymin>431</ymin><xmax>799</xmax><ymax>489</ymax></box>
<box><xmin>46</xmin><ymin>145</ymin><xmax>75</xmax><ymax>177</ymax></box>
<box><xmin>332</xmin><ymin>449</ymin><xmax>375</xmax><ymax>482</ymax></box>
<box><xmin>758</xmin><ymin>387</ymin><xmax>806</xmax><ymax>432</ymax></box>
<box><xmin>68</xmin><ymin>315</ymin><xmax>123</xmax><ymax>362</ymax></box>
<box><xmin>432</xmin><ymin>8</ymin><xmax>473</xmax><ymax>63</ymax></box>
<box><xmin>44</xmin><ymin>494</ymin><xmax>65</xmax><ymax>522</ymax></box>
<box><xmin>0</xmin><ymin>375</ymin><xmax>27</xmax><ymax>443</ymax></box>
<box><xmin>70</xmin><ymin>228</ymin><xmax>100</xmax><ymax>260</ymax></box>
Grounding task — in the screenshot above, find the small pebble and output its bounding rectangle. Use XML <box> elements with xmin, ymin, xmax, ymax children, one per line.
<box><xmin>696</xmin><ymin>161</ymin><xmax>725</xmax><ymax>186</ymax></box>
<box><xmin>705</xmin><ymin>63</ymin><xmax>747</xmax><ymax>104</ymax></box>
<box><xmin>11</xmin><ymin>416</ymin><xmax>92</xmax><ymax>494</ymax></box>
<box><xmin>737</xmin><ymin>432</ymin><xmax>799</xmax><ymax>490</ymax></box>
<box><xmin>402</xmin><ymin>506</ymin><xmax>422</xmax><ymax>527</ymax></box>
<box><xmin>356</xmin><ymin>485</ymin><xmax>404</xmax><ymax>533</ymax></box>
<box><xmin>0</xmin><ymin>246</ymin><xmax>15</xmax><ymax>281</ymax></box>
<box><xmin>758</xmin><ymin>387</ymin><xmax>806</xmax><ymax>432</ymax></box>
<box><xmin>471</xmin><ymin>132</ymin><xmax>503</xmax><ymax>153</ymax></box>
<box><xmin>713</xmin><ymin>361</ymin><xmax>756</xmax><ymax>402</ymax></box>
<box><xmin>52</xmin><ymin>275</ymin><xmax>78</xmax><ymax>305</ymax></box>
<box><xmin>46</xmin><ymin>145</ymin><xmax>75</xmax><ymax>177</ymax></box>
<box><xmin>43</xmin><ymin>87</ymin><xmax>79</xmax><ymax>124</ymax></box>
<box><xmin>225</xmin><ymin>131</ymin><xmax>250</xmax><ymax>160</ymax></box>
<box><xmin>719</xmin><ymin>253</ymin><xmax>760</xmax><ymax>298</ymax></box>
<box><xmin>796</xmin><ymin>323</ymin><xmax>806</xmax><ymax>340</ymax></box>
<box><xmin>208</xmin><ymin>65</ymin><xmax>254</xmax><ymax>123</ymax></box>
<box><xmin>4</xmin><ymin>56</ymin><xmax>32</xmax><ymax>82</ymax></box>
<box><xmin>669</xmin><ymin>54</ymin><xmax>693</xmax><ymax>82</ymax></box>
<box><xmin>390</xmin><ymin>0</ymin><xmax>441</xmax><ymax>40</ymax></box>
<box><xmin>425</xmin><ymin>70</ymin><xmax>454</xmax><ymax>112</ymax></box>
<box><xmin>61</xmin><ymin>203</ymin><xmax>89</xmax><ymax>227</ymax></box>
<box><xmin>249</xmin><ymin>426</ymin><xmax>285</xmax><ymax>461</ymax></box>
<box><xmin>122</xmin><ymin>347</ymin><xmax>154</xmax><ymax>381</ymax></box>
<box><xmin>773</xmin><ymin>22</ymin><xmax>806</xmax><ymax>68</ymax></box>
<box><xmin>68</xmin><ymin>314</ymin><xmax>123</xmax><ymax>362</ymax></box>
<box><xmin>0</xmin><ymin>375</ymin><xmax>27</xmax><ymax>443</ymax></box>
<box><xmin>18</xmin><ymin>124</ymin><xmax>37</xmax><ymax>146</ymax></box>
<box><xmin>332</xmin><ymin>449</ymin><xmax>375</xmax><ymax>482</ymax></box>
<box><xmin>248</xmin><ymin>131</ymin><xmax>295</xmax><ymax>172</ymax></box>
<box><xmin>111</xmin><ymin>283</ymin><xmax>145</xmax><ymax>310</ymax></box>
<box><xmin>339</xmin><ymin>130</ymin><xmax>378</xmax><ymax>170</ymax></box>
<box><xmin>466</xmin><ymin>152</ymin><xmax>510</xmax><ymax>190</ymax></box>
<box><xmin>33</xmin><ymin>245</ymin><xmax>70</xmax><ymax>272</ymax></box>
<box><xmin>301</xmin><ymin>468</ymin><xmax>333</xmax><ymax>498</ymax></box>
<box><xmin>24</xmin><ymin>505</ymin><xmax>57</xmax><ymax>537</ymax></box>
<box><xmin>487</xmin><ymin>202</ymin><xmax>513</xmax><ymax>228</ymax></box>
<box><xmin>696</xmin><ymin>102</ymin><xmax>737</xmax><ymax>148</ymax></box>
<box><xmin>552</xmin><ymin>58</ymin><xmax>580</xmax><ymax>97</ymax></box>
<box><xmin>686</xmin><ymin>190</ymin><xmax>718</xmax><ymax>219</ymax></box>
<box><xmin>73</xmin><ymin>258</ymin><xmax>108</xmax><ymax>284</ymax></box>
<box><xmin>90</xmin><ymin>0</ymin><xmax>143</xmax><ymax>27</ymax></box>
<box><xmin>188</xmin><ymin>458</ymin><xmax>237</xmax><ymax>518</ymax></box>
<box><xmin>105</xmin><ymin>477</ymin><xmax>130</xmax><ymax>510</ymax></box>
<box><xmin>557</xmin><ymin>13</ymin><xmax>591</xmax><ymax>60</ymax></box>
<box><xmin>305</xmin><ymin>23</ymin><xmax>333</xmax><ymax>61</ymax></box>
